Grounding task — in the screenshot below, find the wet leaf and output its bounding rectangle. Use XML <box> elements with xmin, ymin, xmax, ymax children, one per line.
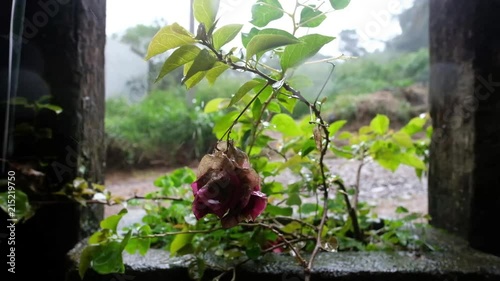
<box><xmin>213</xmin><ymin>24</ymin><xmax>243</xmax><ymax>50</ymax></box>
<box><xmin>299</xmin><ymin>6</ymin><xmax>326</xmax><ymax>28</ymax></box>
<box><xmin>145</xmin><ymin>23</ymin><xmax>195</xmax><ymax>60</ymax></box>
<box><xmin>251</xmin><ymin>0</ymin><xmax>284</xmax><ymax>27</ymax></box>
<box><xmin>193</xmin><ymin>0</ymin><xmax>220</xmax><ymax>30</ymax></box>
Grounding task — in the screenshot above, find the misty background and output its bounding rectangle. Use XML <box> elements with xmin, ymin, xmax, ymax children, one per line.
<box><xmin>103</xmin><ymin>0</ymin><xmax>430</xmax><ymax>169</ymax></box>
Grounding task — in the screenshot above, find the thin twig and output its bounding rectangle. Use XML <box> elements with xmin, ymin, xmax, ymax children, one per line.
<box><xmin>219</xmin><ymin>83</ymin><xmax>270</xmax><ymax>141</ymax></box>
<box><xmin>263</xmin><ymin>237</ymin><xmax>314</xmax><ymax>253</ymax></box>
<box><xmin>334</xmin><ymin>179</ymin><xmax>362</xmax><ymax>241</ymax></box>
<box><xmin>353</xmin><ymin>157</ymin><xmax>365</xmax><ymax>209</ymax></box>
<box><xmin>139</xmin><ymin>227</ymin><xmax>225</xmax><ymax>238</ymax></box>
<box><xmin>241</xmin><ymin>222</ymin><xmax>308</xmax><ymax>268</ymax></box>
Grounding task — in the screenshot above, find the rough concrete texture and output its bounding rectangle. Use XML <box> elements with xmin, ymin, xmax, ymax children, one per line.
<box><xmin>66</xmin><ymin>227</ymin><xmax>500</xmax><ymax>281</ymax></box>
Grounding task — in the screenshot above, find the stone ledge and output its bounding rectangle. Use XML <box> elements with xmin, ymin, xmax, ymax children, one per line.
<box><xmin>66</xmin><ymin>227</ymin><xmax>500</xmax><ymax>281</ymax></box>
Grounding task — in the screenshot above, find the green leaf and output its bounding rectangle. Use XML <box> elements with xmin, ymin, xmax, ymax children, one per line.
<box><xmin>252</xmin><ymin>98</ymin><xmax>263</xmax><ymax>119</ymax></box>
<box><xmin>229</xmin><ymin>79</ymin><xmax>263</xmax><ymax>107</ymax></box>
<box><xmin>300</xmin><ymin>139</ymin><xmax>317</xmax><ymax>157</ymax></box>
<box><xmin>266</xmin><ymin>205</ymin><xmax>293</xmax><ymax>216</ymax></box>
<box><xmin>427</xmin><ymin>125</ymin><xmax>433</xmax><ymax>139</ymax></box>
<box><xmin>125</xmin><ymin>225</ymin><xmax>151</xmax><ymax>255</ymax></box>
<box><xmin>37</xmin><ymin>104</ymin><xmax>63</xmax><ymax>114</ymax></box>
<box><xmin>183</xmin><ymin>62</ymin><xmax>207</xmax><ymax>89</ymax></box>
<box><xmin>299</xmin><ymin>6</ymin><xmax>326</xmax><ymax>28</ymax></box>
<box><xmin>400</xmin><ymin>153</ymin><xmax>427</xmax><ymax>170</ymax></box>
<box><xmin>286</xmin><ymin>193</ymin><xmax>302</xmax><ymax>206</ymax></box>
<box><xmin>329</xmin><ymin>0</ymin><xmax>351</xmax><ymax>10</ymax></box>
<box><xmin>392</xmin><ymin>131</ymin><xmax>414</xmax><ymax>148</ymax></box>
<box><xmin>91</xmin><ymin>241</ymin><xmax>125</xmax><ymax>274</ymax></box>
<box><xmin>188</xmin><ymin>257</ymin><xmax>206</xmax><ymax>281</ymax></box>
<box><xmin>375</xmin><ymin>157</ymin><xmax>400</xmax><ymax>172</ymax></box>
<box><xmin>100</xmin><ymin>209</ymin><xmax>127</xmax><ymax>232</ymax></box>
<box><xmin>251</xmin><ymin>0</ymin><xmax>284</xmax><ymax>27</ymax></box>
<box><xmin>193</xmin><ymin>0</ymin><xmax>220</xmax><ymax>30</ymax></box>
<box><xmin>278</xmin><ymin>95</ymin><xmax>298</xmax><ymax>113</ymax></box>
<box><xmin>331</xmin><ymin>146</ymin><xmax>353</xmax><ymax>159</ymax></box>
<box><xmin>241</xmin><ymin>27</ymin><xmax>260</xmax><ymax>48</ymax></box>
<box><xmin>268</xmin><ymin>101</ymin><xmax>281</xmax><ymax>113</ymax></box>
<box><xmin>145</xmin><ymin>23</ymin><xmax>195</xmax><ymax>60</ymax></box>
<box><xmin>281</xmin><ymin>34</ymin><xmax>335</xmax><ymax>70</ymax></box>
<box><xmin>170</xmin><ymin>232</ymin><xmax>195</xmax><ymax>256</ymax></box>
<box><xmin>187</xmin><ymin>72</ymin><xmax>207</xmax><ymax>89</ymax></box>
<box><xmin>213</xmin><ymin>24</ymin><xmax>243</xmax><ymax>50</ymax></box>
<box><xmin>182</xmin><ymin>49</ymin><xmax>217</xmax><ymax>84</ymax></box>
<box><xmin>396</xmin><ymin>206</ymin><xmax>409</xmax><ymax>214</ymax></box>
<box><xmin>206</xmin><ymin>62</ymin><xmax>230</xmax><ymax>84</ymax></box>
<box><xmin>271</xmin><ymin>114</ymin><xmax>302</xmax><ymax>137</ymax></box>
<box><xmin>88</xmin><ymin>230</ymin><xmax>108</xmax><ymax>245</ymax></box>
<box><xmin>79</xmin><ymin>245</ymin><xmax>99</xmax><ymax>279</ymax></box>
<box><xmin>246</xmin><ymin>34</ymin><xmax>301</xmax><ymax>61</ymax></box>
<box><xmin>301</xmin><ymin>203</ymin><xmax>318</xmax><ymax>214</ymax></box>
<box><xmin>370</xmin><ymin>114</ymin><xmax>390</xmax><ymax>135</ymax></box>
<box><xmin>0</xmin><ymin>189</ymin><xmax>33</xmax><ymax>221</ymax></box>
<box><xmin>156</xmin><ymin>45</ymin><xmax>201</xmax><ymax>82</ymax></box>
<box><xmin>204</xmin><ymin>98</ymin><xmax>229</xmax><ymax>113</ymax></box>
<box><xmin>213</xmin><ymin>111</ymin><xmax>239</xmax><ymax>138</ymax></box>
<box><xmin>328</xmin><ymin>120</ymin><xmax>347</xmax><ymax>137</ymax></box>
<box><xmin>402</xmin><ymin>116</ymin><xmax>427</xmax><ymax>136</ymax></box>
<box><xmin>245</xmin><ymin>242</ymin><xmax>262</xmax><ymax>260</ymax></box>
<box><xmin>282</xmin><ymin>221</ymin><xmax>302</xmax><ymax>233</ymax></box>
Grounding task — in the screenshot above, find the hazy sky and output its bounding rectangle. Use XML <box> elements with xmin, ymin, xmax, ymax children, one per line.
<box><xmin>106</xmin><ymin>0</ymin><xmax>414</xmax><ymax>55</ymax></box>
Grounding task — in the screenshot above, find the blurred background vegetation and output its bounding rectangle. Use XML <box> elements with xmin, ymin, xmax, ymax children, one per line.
<box><xmin>104</xmin><ymin>0</ymin><xmax>429</xmax><ymax>170</ymax></box>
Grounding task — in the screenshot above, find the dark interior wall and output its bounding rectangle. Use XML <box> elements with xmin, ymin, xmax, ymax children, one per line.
<box><xmin>469</xmin><ymin>0</ymin><xmax>500</xmax><ymax>257</ymax></box>
<box><xmin>0</xmin><ymin>0</ymin><xmax>106</xmax><ymax>280</ymax></box>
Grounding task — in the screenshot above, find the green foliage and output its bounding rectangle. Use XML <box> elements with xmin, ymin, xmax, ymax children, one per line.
<box><xmin>329</xmin><ymin>49</ymin><xmax>429</xmax><ymax>96</ymax></box>
<box><xmin>83</xmin><ymin>0</ymin><xmax>435</xmax><ymax>279</ymax></box>
<box><xmin>281</xmin><ymin>34</ymin><xmax>335</xmax><ymax>71</ymax></box>
<box><xmin>331</xmin><ymin>114</ymin><xmax>431</xmax><ymax>175</ymax></box>
<box><xmin>105</xmin><ymin>89</ymin><xmax>219</xmax><ymax>167</ymax></box>
<box><xmin>251</xmin><ymin>0</ymin><xmax>284</xmax><ymax>27</ymax></box>
<box><xmin>213</xmin><ymin>24</ymin><xmax>244</xmax><ymax>50</ymax></box>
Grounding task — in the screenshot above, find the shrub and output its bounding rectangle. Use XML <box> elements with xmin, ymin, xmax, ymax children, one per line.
<box><xmin>105</xmin><ymin>90</ymin><xmax>219</xmax><ymax>168</ymax></box>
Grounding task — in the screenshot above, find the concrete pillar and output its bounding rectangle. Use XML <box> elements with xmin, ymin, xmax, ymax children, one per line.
<box><xmin>429</xmin><ymin>0</ymin><xmax>500</xmax><ymax>256</ymax></box>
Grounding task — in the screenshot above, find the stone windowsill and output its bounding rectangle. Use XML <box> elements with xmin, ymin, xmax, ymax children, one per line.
<box><xmin>66</xmin><ymin>227</ymin><xmax>500</xmax><ymax>281</ymax></box>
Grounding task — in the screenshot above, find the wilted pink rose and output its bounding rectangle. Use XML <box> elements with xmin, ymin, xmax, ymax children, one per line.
<box><xmin>191</xmin><ymin>141</ymin><xmax>267</xmax><ymax>228</ymax></box>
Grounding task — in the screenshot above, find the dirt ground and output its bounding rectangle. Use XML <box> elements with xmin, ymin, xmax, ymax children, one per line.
<box><xmin>103</xmin><ymin>158</ymin><xmax>428</xmax><ymax>219</ymax></box>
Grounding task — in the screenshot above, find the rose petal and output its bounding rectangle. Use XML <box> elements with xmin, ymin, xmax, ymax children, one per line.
<box><xmin>192</xmin><ymin>197</ymin><xmax>210</xmax><ymax>219</ymax></box>
<box><xmin>194</xmin><ymin>172</ymin><xmax>242</xmax><ymax>219</ymax></box>
<box><xmin>221</xmin><ymin>215</ymin><xmax>240</xmax><ymax>229</ymax></box>
<box><xmin>191</xmin><ymin>181</ymin><xmax>199</xmax><ymax>194</ymax></box>
<box><xmin>241</xmin><ymin>190</ymin><xmax>267</xmax><ymax>220</ymax></box>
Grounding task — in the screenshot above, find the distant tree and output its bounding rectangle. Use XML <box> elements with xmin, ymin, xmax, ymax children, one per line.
<box><xmin>119</xmin><ymin>21</ymin><xmax>166</xmax><ymax>57</ymax></box>
<box><xmin>339</xmin><ymin>29</ymin><xmax>367</xmax><ymax>57</ymax></box>
<box><xmin>112</xmin><ymin>19</ymin><xmax>182</xmax><ymax>91</ymax></box>
<box><xmin>386</xmin><ymin>0</ymin><xmax>429</xmax><ymax>52</ymax></box>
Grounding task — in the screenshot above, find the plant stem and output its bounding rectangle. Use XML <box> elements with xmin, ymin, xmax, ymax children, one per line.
<box><xmin>334</xmin><ymin>179</ymin><xmax>362</xmax><ymax>241</ymax></box>
<box><xmin>353</xmin><ymin>157</ymin><xmax>365</xmax><ymax>209</ymax></box>
<box><xmin>265</xmin><ymin>216</ymin><xmax>318</xmax><ymax>231</ymax></box>
<box><xmin>241</xmin><ymin>222</ymin><xmax>308</xmax><ymax>268</ymax></box>
<box><xmin>263</xmin><ymin>238</ymin><xmax>314</xmax><ymax>253</ymax></box>
<box><xmin>219</xmin><ymin>83</ymin><xmax>270</xmax><ymax>142</ymax></box>
<box><xmin>140</xmin><ymin>227</ymin><xmax>225</xmax><ymax>238</ymax></box>
<box><xmin>248</xmin><ymin>90</ymin><xmax>275</xmax><ymax>155</ymax></box>
<box><xmin>202</xmin><ymin>34</ymin><xmax>363</xmax><ymax>278</ymax></box>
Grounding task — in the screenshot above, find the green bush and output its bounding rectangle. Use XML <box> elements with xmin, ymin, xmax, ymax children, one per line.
<box><xmin>105</xmin><ymin>89</ymin><xmax>219</xmax><ymax>168</ymax></box>
<box><xmin>329</xmin><ymin>48</ymin><xmax>429</xmax><ymax>96</ymax></box>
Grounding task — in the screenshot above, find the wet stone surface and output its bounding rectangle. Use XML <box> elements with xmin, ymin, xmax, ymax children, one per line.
<box><xmin>67</xmin><ymin>227</ymin><xmax>500</xmax><ymax>281</ymax></box>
